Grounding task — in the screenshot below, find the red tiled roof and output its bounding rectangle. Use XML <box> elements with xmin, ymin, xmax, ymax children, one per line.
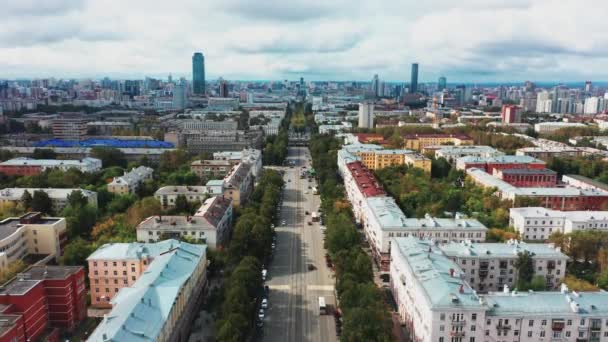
<box><xmin>346</xmin><ymin>161</ymin><xmax>386</xmax><ymax>198</ymax></box>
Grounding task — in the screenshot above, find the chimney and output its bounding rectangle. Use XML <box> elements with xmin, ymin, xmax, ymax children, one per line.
<box><xmin>459</xmin><ymin>284</ymin><xmax>464</xmax><ymax>294</ymax></box>
<box><xmin>449</xmin><ymin>268</ymin><xmax>454</xmax><ymax>277</ymax></box>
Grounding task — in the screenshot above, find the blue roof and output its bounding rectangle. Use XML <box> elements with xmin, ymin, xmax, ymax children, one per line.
<box><xmin>34</xmin><ymin>138</ymin><xmax>174</xmax><ymax>149</ymax></box>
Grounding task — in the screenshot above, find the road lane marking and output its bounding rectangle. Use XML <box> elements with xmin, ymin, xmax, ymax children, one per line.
<box><xmin>307</xmin><ymin>285</ymin><xmax>335</xmax><ymax>291</ymax></box>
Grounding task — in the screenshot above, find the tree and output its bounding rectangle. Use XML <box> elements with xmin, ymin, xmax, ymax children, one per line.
<box><xmin>67</xmin><ymin>190</ymin><xmax>88</xmax><ymax>208</ymax></box>
<box><xmin>514</xmin><ymin>251</ymin><xmax>535</xmax><ymax>289</ymax></box>
<box><xmin>21</xmin><ymin>190</ymin><xmax>32</xmax><ymax>210</ymax></box>
<box><xmin>31</xmin><ymin>148</ymin><xmax>57</xmax><ymax>159</ymax></box>
<box><xmin>0</xmin><ymin>260</ymin><xmax>28</xmax><ymax>284</ymax></box>
<box><xmin>61</xmin><ymin>238</ymin><xmax>94</xmax><ymax>266</ymax></box>
<box><xmin>62</xmin><ymin>204</ymin><xmax>98</xmax><ymax>238</ymax></box>
<box><xmin>31</xmin><ymin>190</ymin><xmax>53</xmax><ymax>214</ymax></box>
<box><xmin>529</xmin><ymin>275</ymin><xmax>547</xmax><ymax>291</ymax></box>
<box><xmin>159</xmin><ymin>150</ymin><xmax>190</xmax><ymax>172</ymax></box>
<box><xmin>174</xmin><ymin>194</ymin><xmax>189</xmax><ymax>213</ymax></box>
<box><xmin>126</xmin><ymin>197</ymin><xmax>161</xmax><ymax>228</ymax></box>
<box><xmin>91</xmin><ymin>147</ymin><xmax>127</xmax><ymax>168</ymax></box>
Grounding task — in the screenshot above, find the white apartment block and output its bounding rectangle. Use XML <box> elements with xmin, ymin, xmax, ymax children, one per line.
<box><xmin>155</xmin><ymin>186</ymin><xmax>209</xmax><ymax>208</ymax></box>
<box><xmin>391</xmin><ymin>236</ymin><xmax>608</xmax><ymax>342</ymax></box>
<box><xmin>440</xmin><ymin>240</ymin><xmax>568</xmax><ymax>292</ymax></box>
<box><xmin>534</xmin><ymin>122</ymin><xmax>587</xmax><ymax>134</ymax></box>
<box><xmin>510</xmin><ymin>207</ymin><xmax>608</xmax><ymax>241</ymax></box>
<box><xmin>107</xmin><ymin>166</ymin><xmax>153</xmax><ymax>194</ymax></box>
<box><xmin>435</xmin><ymin>146</ymin><xmax>504</xmax><ymax>163</ymax></box>
<box><xmin>0</xmin><ymin>157</ymin><xmax>102</xmax><ymax>173</ymax></box>
<box><xmin>0</xmin><ymin>188</ymin><xmax>98</xmax><ymax>213</ymax></box>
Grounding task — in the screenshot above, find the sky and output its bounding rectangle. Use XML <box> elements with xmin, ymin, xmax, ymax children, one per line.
<box><xmin>1</xmin><ymin>0</ymin><xmax>608</xmax><ymax>82</ymax></box>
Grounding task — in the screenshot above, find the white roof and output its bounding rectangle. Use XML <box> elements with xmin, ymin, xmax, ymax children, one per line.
<box><xmin>0</xmin><ymin>188</ymin><xmax>96</xmax><ymax>200</ymax></box>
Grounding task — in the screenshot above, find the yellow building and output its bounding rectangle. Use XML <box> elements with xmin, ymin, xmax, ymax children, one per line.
<box><xmin>354</xmin><ymin>150</ymin><xmax>431</xmax><ymax>173</ymax></box>
<box><xmin>404</xmin><ymin>134</ymin><xmax>474</xmax><ymax>151</ymax></box>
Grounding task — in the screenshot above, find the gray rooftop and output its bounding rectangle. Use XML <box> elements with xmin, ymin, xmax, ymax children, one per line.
<box><xmin>440</xmin><ymin>240</ymin><xmax>568</xmax><ymax>259</ymax></box>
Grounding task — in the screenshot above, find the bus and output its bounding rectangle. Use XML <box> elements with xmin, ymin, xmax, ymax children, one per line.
<box><xmin>318</xmin><ymin>296</ymin><xmax>327</xmax><ymax>315</ymax></box>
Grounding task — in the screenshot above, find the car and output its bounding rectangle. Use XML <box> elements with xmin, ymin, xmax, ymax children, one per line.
<box><xmin>308</xmin><ymin>221</ymin><xmax>312</xmax><ymax>226</ymax></box>
<box><xmin>258</xmin><ymin>309</ymin><xmax>265</xmax><ymax>320</ymax></box>
<box><xmin>305</xmin><ymin>211</ymin><xmax>309</xmax><ymax>215</ymax></box>
<box><xmin>308</xmin><ymin>185</ymin><xmax>312</xmax><ymax>189</ymax></box>
<box><xmin>281</xmin><ymin>220</ymin><xmax>286</xmax><ymax>225</ymax></box>
<box><xmin>262</xmin><ymin>269</ymin><xmax>267</xmax><ymax>281</ymax></box>
<box><xmin>271</xmin><ymin>243</ymin><xmax>276</xmax><ymax>249</ymax></box>
<box><xmin>261</xmin><ymin>298</ymin><xmax>268</xmax><ymax>309</ymax></box>
<box><xmin>307</xmin><ymin>264</ymin><xmax>316</xmax><ymax>271</ymax></box>
<box><xmin>264</xmin><ymin>285</ymin><xmax>270</xmax><ymax>297</ymax></box>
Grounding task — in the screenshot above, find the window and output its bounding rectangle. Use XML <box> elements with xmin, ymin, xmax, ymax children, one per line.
<box><xmin>514</xmin><ymin>330</ymin><xmax>519</xmax><ymax>336</ymax></box>
<box><xmin>529</xmin><ymin>320</ymin><xmax>534</xmax><ymax>327</ymax></box>
<box><xmin>439</xmin><ymin>338</ymin><xmax>444</xmax><ymax>342</ymax></box>
<box><xmin>540</xmin><ymin>331</ymin><xmax>545</xmax><ymax>337</ymax></box>
<box><xmin>566</xmin><ymin>332</ymin><xmax>571</xmax><ymax>337</ymax></box>
<box><xmin>471</xmin><ymin>313</ymin><xmax>477</xmax><ymax>321</ymax></box>
<box><xmin>471</xmin><ymin>325</ymin><xmax>475</xmax><ymax>331</ymax></box>
<box><xmin>469</xmin><ymin>338</ymin><xmax>474</xmax><ymax>342</ymax></box>
<box><xmin>95</xmin><ymin>288</ymin><xmax>99</xmax><ymax>293</ymax></box>
<box><xmin>567</xmin><ymin>320</ymin><xmax>572</xmax><ymax>326</ymax></box>
<box><xmin>542</xmin><ymin>320</ymin><xmax>547</xmax><ymax>326</ymax></box>
<box><xmin>440</xmin><ymin>313</ymin><xmax>445</xmax><ymax>321</ymax></box>
<box><xmin>113</xmin><ymin>262</ymin><xmax>117</xmax><ymax>267</ymax></box>
<box><xmin>93</xmin><ymin>262</ymin><xmax>97</xmax><ymax>267</ymax></box>
<box><xmin>579</xmin><ymin>332</ymin><xmax>584</xmax><ymax>338</ymax></box>
<box><xmin>122</xmin><ymin>262</ymin><xmax>126</xmax><ymax>266</ymax></box>
<box><xmin>528</xmin><ymin>331</ymin><xmax>532</xmax><ymax>338</ymax></box>
<box><xmin>132</xmin><ymin>276</ymin><xmax>136</xmax><ymax>281</ymax></box>
<box><xmin>485</xmin><ymin>330</ymin><xmax>489</xmax><ymax>336</ymax></box>
<box><xmin>440</xmin><ymin>325</ymin><xmax>445</xmax><ymax>332</ymax></box>
<box><xmin>580</xmin><ymin>319</ymin><xmax>585</xmax><ymax>326</ymax></box>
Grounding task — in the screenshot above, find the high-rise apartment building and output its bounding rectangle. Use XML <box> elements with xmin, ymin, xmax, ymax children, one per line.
<box><xmin>173</xmin><ymin>84</ymin><xmax>186</xmax><ymax>110</ymax></box>
<box><xmin>358</xmin><ymin>102</ymin><xmax>375</xmax><ymax>128</ymax></box>
<box><xmin>192</xmin><ymin>52</ymin><xmax>205</xmax><ymax>95</ymax></box>
<box><xmin>410</xmin><ymin>63</ymin><xmax>419</xmax><ymax>93</ymax></box>
<box><xmin>219</xmin><ymin>78</ymin><xmax>229</xmax><ymax>98</ymax></box>
<box><xmin>438</xmin><ymin>76</ymin><xmax>447</xmax><ymax>91</ymax></box>
<box><xmin>501</xmin><ymin>104</ymin><xmax>522</xmax><ymax>123</ymax></box>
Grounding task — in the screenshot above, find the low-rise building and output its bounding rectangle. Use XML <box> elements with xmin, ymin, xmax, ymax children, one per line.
<box><xmin>440</xmin><ymin>240</ymin><xmax>568</xmax><ymax>292</ymax></box>
<box><xmin>456</xmin><ymin>155</ymin><xmax>546</xmax><ymax>173</ymax></box>
<box><xmin>0</xmin><ymin>212</ymin><xmax>67</xmax><ymax>273</ymax></box>
<box><xmin>0</xmin><ymin>157</ymin><xmax>102</xmax><ymax>176</ymax></box>
<box><xmin>391</xmin><ymin>236</ymin><xmax>608</xmax><ymax>342</ymax></box>
<box><xmin>222</xmin><ymin>162</ymin><xmax>253</xmax><ymax>207</ymax></box>
<box><xmin>191</xmin><ymin>159</ymin><xmax>233</xmax><ymax>178</ymax></box>
<box><xmin>0</xmin><ymin>266</ymin><xmax>86</xmax><ymax>341</ymax></box>
<box><xmin>404</xmin><ymin>133</ymin><xmax>474</xmax><ymax>151</ymax></box>
<box><xmin>510</xmin><ymin>207</ymin><xmax>608</xmax><ymax>240</ymax></box>
<box><xmin>339</xmin><ymin>143</ymin><xmax>430</xmax><ymax>173</ymax></box>
<box><xmin>107</xmin><ymin>166</ymin><xmax>153</xmax><ymax>194</ymax></box>
<box><xmin>534</xmin><ymin>122</ymin><xmax>587</xmax><ymax>134</ymax></box>
<box><xmin>343</xmin><ymin>161</ymin><xmax>387</xmax><ymax>224</ymax></box>
<box><xmin>155</xmin><ymin>186</ymin><xmax>209</xmax><ymax>209</ymax></box>
<box><xmin>467</xmin><ymin>168</ymin><xmax>608</xmax><ymax>211</ymax></box>
<box><xmin>0</xmin><ymin>188</ymin><xmax>98</xmax><ymax>213</ymax></box>
<box><xmin>493</xmin><ymin>168</ymin><xmax>558</xmax><ymax>187</ymax></box>
<box><xmin>88</xmin><ymin>240</ymin><xmax>207</xmax><ymax>342</ymax></box>
<box><xmin>435</xmin><ymin>145</ymin><xmax>504</xmax><ymax>163</ymax></box>
<box><xmin>136</xmin><ymin>196</ymin><xmax>232</xmax><ymax>248</ymax></box>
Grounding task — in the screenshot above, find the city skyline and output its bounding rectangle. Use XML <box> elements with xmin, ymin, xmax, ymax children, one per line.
<box><xmin>1</xmin><ymin>0</ymin><xmax>608</xmax><ymax>82</ymax></box>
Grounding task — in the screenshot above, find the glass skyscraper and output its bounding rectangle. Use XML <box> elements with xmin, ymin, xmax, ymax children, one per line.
<box><xmin>410</xmin><ymin>63</ymin><xmax>419</xmax><ymax>94</ymax></box>
<box><xmin>192</xmin><ymin>52</ymin><xmax>205</xmax><ymax>95</ymax></box>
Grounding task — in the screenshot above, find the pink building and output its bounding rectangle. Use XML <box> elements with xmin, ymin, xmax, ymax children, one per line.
<box><xmin>87</xmin><ymin>240</ymin><xmax>182</xmax><ymax>308</ymax></box>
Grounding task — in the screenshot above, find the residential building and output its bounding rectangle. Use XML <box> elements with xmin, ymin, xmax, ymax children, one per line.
<box><xmin>191</xmin><ymin>159</ymin><xmax>233</xmax><ymax>178</ymax></box>
<box><xmin>0</xmin><ymin>157</ymin><xmax>102</xmax><ymax>176</ymax></box>
<box><xmin>343</xmin><ymin>161</ymin><xmax>387</xmax><ymax>223</ymax></box>
<box><xmin>222</xmin><ymin>162</ymin><xmax>253</xmax><ymax>207</ymax></box>
<box><xmin>391</xmin><ymin>236</ymin><xmax>608</xmax><ymax>342</ymax></box>
<box><xmin>192</xmin><ymin>52</ymin><xmax>205</xmax><ymax>95</ymax></box>
<box><xmin>456</xmin><ymin>155</ymin><xmax>546</xmax><ymax>173</ymax></box>
<box><xmin>137</xmin><ymin>196</ymin><xmax>232</xmax><ymax>248</ymax></box>
<box><xmin>510</xmin><ymin>207</ymin><xmax>608</xmax><ymax>240</ymax></box>
<box><xmin>0</xmin><ymin>188</ymin><xmax>98</xmax><ymax>213</ymax></box>
<box><xmin>0</xmin><ymin>212</ymin><xmax>67</xmax><ymax>273</ymax></box>
<box><xmin>435</xmin><ymin>145</ymin><xmax>505</xmax><ymax>163</ymax></box>
<box><xmin>86</xmin><ymin>121</ymin><xmax>133</xmax><ymax>135</ymax></box>
<box><xmin>439</xmin><ymin>240</ymin><xmax>568</xmax><ymax>292</ymax></box>
<box><xmin>52</xmin><ymin>115</ymin><xmax>87</xmax><ymax>140</ymax></box>
<box><xmin>358</xmin><ymin>102</ymin><xmax>375</xmax><ymax>128</ymax></box>
<box><xmin>534</xmin><ymin>122</ymin><xmax>587</xmax><ymax>134</ymax></box>
<box><xmin>493</xmin><ymin>168</ymin><xmax>557</xmax><ymax>187</ymax></box>
<box><xmin>107</xmin><ymin>166</ymin><xmax>153</xmax><ymax>194</ymax></box>
<box><xmin>340</xmin><ymin>143</ymin><xmax>431</xmax><ymax>173</ymax></box>
<box><xmin>88</xmin><ymin>240</ymin><xmax>207</xmax><ymax>342</ymax></box>
<box><xmin>0</xmin><ymin>146</ymin><xmax>175</xmax><ymax>163</ymax></box>
<box><xmin>155</xmin><ymin>186</ymin><xmax>209</xmax><ymax>209</ymax></box>
<box><xmin>516</xmin><ymin>146</ymin><xmax>583</xmax><ymax>159</ymax></box>
<box><xmin>0</xmin><ymin>266</ymin><xmax>86</xmax><ymax>341</ymax></box>
<box><xmin>466</xmin><ymin>168</ymin><xmax>608</xmax><ymax>210</ymax></box>
<box><xmin>404</xmin><ymin>134</ymin><xmax>474</xmax><ymax>151</ymax></box>
<box><xmin>181</xmin><ymin>120</ymin><xmax>238</xmax><ymax>131</ymax></box>
<box><xmin>501</xmin><ymin>104</ymin><xmax>523</xmax><ymax>123</ymax></box>
<box><xmin>562</xmin><ymin>174</ymin><xmax>608</xmax><ymax>192</ymax></box>
<box><xmin>172</xmin><ymin>83</ymin><xmax>186</xmax><ymax>110</ymax></box>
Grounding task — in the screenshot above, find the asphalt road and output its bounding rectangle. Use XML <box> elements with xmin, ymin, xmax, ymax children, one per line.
<box><xmin>261</xmin><ymin>146</ymin><xmax>338</xmax><ymax>342</ymax></box>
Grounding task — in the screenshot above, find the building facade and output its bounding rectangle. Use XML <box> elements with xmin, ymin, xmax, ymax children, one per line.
<box><xmin>0</xmin><ymin>157</ymin><xmax>102</xmax><ymax>176</ymax></box>
<box><xmin>510</xmin><ymin>207</ymin><xmax>608</xmax><ymax>241</ymax></box>
<box><xmin>192</xmin><ymin>52</ymin><xmax>205</xmax><ymax>95</ymax></box>
<box><xmin>154</xmin><ymin>186</ymin><xmax>210</xmax><ymax>209</ymax></box>
<box><xmin>358</xmin><ymin>102</ymin><xmax>375</xmax><ymax>128</ymax></box>
<box><xmin>107</xmin><ymin>166</ymin><xmax>153</xmax><ymax>194</ymax></box>
<box><xmin>0</xmin><ymin>188</ymin><xmax>98</xmax><ymax>213</ymax></box>
<box><xmin>404</xmin><ymin>134</ymin><xmax>474</xmax><ymax>151</ymax></box>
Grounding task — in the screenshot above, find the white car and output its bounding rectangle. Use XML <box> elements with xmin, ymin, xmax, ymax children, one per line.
<box><xmin>262</xmin><ymin>298</ymin><xmax>268</xmax><ymax>309</ymax></box>
<box><xmin>281</xmin><ymin>220</ymin><xmax>286</xmax><ymax>225</ymax></box>
<box><xmin>271</xmin><ymin>243</ymin><xmax>276</xmax><ymax>249</ymax></box>
<box><xmin>262</xmin><ymin>269</ymin><xmax>267</xmax><ymax>280</ymax></box>
<box><xmin>258</xmin><ymin>309</ymin><xmax>265</xmax><ymax>319</ymax></box>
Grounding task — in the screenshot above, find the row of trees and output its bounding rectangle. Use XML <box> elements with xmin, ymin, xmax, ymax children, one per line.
<box><xmin>215</xmin><ymin>170</ymin><xmax>284</xmax><ymax>341</ymax></box>
<box><xmin>263</xmin><ymin>103</ymin><xmax>292</xmax><ymax>165</ymax></box>
<box><xmin>310</xmin><ymin>134</ymin><xmax>393</xmax><ymax>342</ymax></box>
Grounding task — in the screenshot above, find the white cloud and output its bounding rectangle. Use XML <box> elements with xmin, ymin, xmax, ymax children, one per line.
<box><xmin>0</xmin><ymin>0</ymin><xmax>607</xmax><ymax>81</ymax></box>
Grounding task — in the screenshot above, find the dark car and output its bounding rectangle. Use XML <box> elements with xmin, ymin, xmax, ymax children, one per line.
<box><xmin>264</xmin><ymin>285</ymin><xmax>270</xmax><ymax>297</ymax></box>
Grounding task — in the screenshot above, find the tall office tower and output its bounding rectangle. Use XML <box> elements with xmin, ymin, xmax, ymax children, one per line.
<box><xmin>358</xmin><ymin>102</ymin><xmax>375</xmax><ymax>128</ymax></box>
<box><xmin>192</xmin><ymin>52</ymin><xmax>205</xmax><ymax>95</ymax></box>
<box><xmin>501</xmin><ymin>105</ymin><xmax>522</xmax><ymax>123</ymax></box>
<box><xmin>438</xmin><ymin>76</ymin><xmax>447</xmax><ymax>91</ymax></box>
<box><xmin>536</xmin><ymin>91</ymin><xmax>551</xmax><ymax>113</ymax></box>
<box><xmin>585</xmin><ymin>81</ymin><xmax>592</xmax><ymax>93</ymax></box>
<box><xmin>584</xmin><ymin>97</ymin><xmax>600</xmax><ymax>114</ymax></box>
<box><xmin>173</xmin><ymin>84</ymin><xmax>186</xmax><ymax>110</ymax></box>
<box><xmin>410</xmin><ymin>63</ymin><xmax>419</xmax><ymax>93</ymax></box>
<box><xmin>218</xmin><ymin>78</ymin><xmax>229</xmax><ymax>98</ymax></box>
<box><xmin>371</xmin><ymin>74</ymin><xmax>380</xmax><ymax>97</ymax></box>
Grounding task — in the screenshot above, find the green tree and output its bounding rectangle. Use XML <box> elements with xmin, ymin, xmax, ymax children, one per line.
<box><xmin>174</xmin><ymin>194</ymin><xmax>189</xmax><ymax>213</ymax></box>
<box><xmin>67</xmin><ymin>190</ymin><xmax>88</xmax><ymax>208</ymax></box>
<box><xmin>31</xmin><ymin>190</ymin><xmax>53</xmax><ymax>214</ymax></box>
<box><xmin>32</xmin><ymin>148</ymin><xmax>57</xmax><ymax>159</ymax></box>
<box><xmin>91</xmin><ymin>147</ymin><xmax>127</xmax><ymax>168</ymax></box>
<box><xmin>21</xmin><ymin>190</ymin><xmax>32</xmax><ymax>210</ymax></box>
<box><xmin>61</xmin><ymin>238</ymin><xmax>94</xmax><ymax>266</ymax></box>
<box><xmin>159</xmin><ymin>150</ymin><xmax>190</xmax><ymax>172</ymax></box>
<box><xmin>62</xmin><ymin>204</ymin><xmax>98</xmax><ymax>238</ymax></box>
<box><xmin>514</xmin><ymin>251</ymin><xmax>535</xmax><ymax>289</ymax></box>
<box><xmin>529</xmin><ymin>275</ymin><xmax>547</xmax><ymax>291</ymax></box>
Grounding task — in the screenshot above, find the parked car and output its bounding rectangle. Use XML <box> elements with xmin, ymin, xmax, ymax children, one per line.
<box><xmin>307</xmin><ymin>264</ymin><xmax>316</xmax><ymax>271</ymax></box>
<box><xmin>258</xmin><ymin>309</ymin><xmax>265</xmax><ymax>319</ymax></box>
<box><xmin>262</xmin><ymin>269</ymin><xmax>267</xmax><ymax>281</ymax></box>
<box><xmin>262</xmin><ymin>298</ymin><xmax>268</xmax><ymax>309</ymax></box>
<box><xmin>264</xmin><ymin>285</ymin><xmax>270</xmax><ymax>297</ymax></box>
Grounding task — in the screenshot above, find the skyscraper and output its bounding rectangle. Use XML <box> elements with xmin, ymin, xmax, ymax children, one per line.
<box><xmin>173</xmin><ymin>84</ymin><xmax>186</xmax><ymax>110</ymax></box>
<box><xmin>438</xmin><ymin>76</ymin><xmax>447</xmax><ymax>91</ymax></box>
<box><xmin>410</xmin><ymin>63</ymin><xmax>419</xmax><ymax>94</ymax></box>
<box><xmin>358</xmin><ymin>102</ymin><xmax>375</xmax><ymax>128</ymax></box>
<box><xmin>192</xmin><ymin>52</ymin><xmax>205</xmax><ymax>95</ymax></box>
<box><xmin>371</xmin><ymin>74</ymin><xmax>380</xmax><ymax>97</ymax></box>
<box><xmin>218</xmin><ymin>78</ymin><xmax>229</xmax><ymax>98</ymax></box>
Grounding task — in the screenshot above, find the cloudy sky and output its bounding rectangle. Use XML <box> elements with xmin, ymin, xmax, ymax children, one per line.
<box><xmin>1</xmin><ymin>0</ymin><xmax>607</xmax><ymax>82</ymax></box>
